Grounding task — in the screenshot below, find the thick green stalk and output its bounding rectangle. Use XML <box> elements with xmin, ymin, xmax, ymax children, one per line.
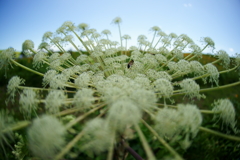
<box><xmin>134</xmin><ymin>123</ymin><xmax>156</xmax><ymax>160</ymax></box>
<box><xmin>54</xmin><ymin>131</ymin><xmax>84</xmax><ymax>160</ymax></box>
<box><xmin>2</xmin><ymin>121</ymin><xmax>31</xmax><ymax>133</ymax></box>
<box><xmin>141</xmin><ymin>119</ymin><xmax>183</xmax><ymax>160</ymax></box>
<box><xmin>107</xmin><ymin>132</ymin><xmax>115</xmax><ymax>160</ymax></box>
<box><xmin>199</xmin><ymin>127</ymin><xmax>240</xmax><ymax>141</ymax></box>
<box><xmin>65</xmin><ymin>103</ymin><xmax>105</xmax><ymax>129</ymax></box>
<box><xmin>11</xmin><ymin>59</ymin><xmax>44</xmax><ymax>76</ymax></box>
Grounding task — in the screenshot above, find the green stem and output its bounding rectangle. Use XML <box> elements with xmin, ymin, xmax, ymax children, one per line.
<box><xmin>172</xmin><ymin>81</ymin><xmax>240</xmax><ymax>97</ymax></box>
<box><xmin>118</xmin><ymin>23</ymin><xmax>122</xmax><ymax>48</ymax></box>
<box><xmin>141</xmin><ymin>119</ymin><xmax>183</xmax><ymax>160</ymax></box>
<box><xmin>211</xmin><ymin>58</ymin><xmax>221</xmax><ymax>65</ymax></box>
<box><xmin>153</xmin><ymin>36</ymin><xmax>163</xmax><ymax>49</ymax></box>
<box><xmin>150</xmin><ymin>31</ymin><xmax>157</xmax><ymax>48</ymax></box>
<box><xmin>65</xmin><ymin>103</ymin><xmax>105</xmax><ymax>129</ymax></box>
<box><xmin>3</xmin><ymin>121</ymin><xmax>31</xmax><ymax>133</ymax></box>
<box><xmin>186</xmin><ymin>44</ymin><xmax>208</xmax><ymax>61</ymax></box>
<box><xmin>199</xmin><ymin>127</ymin><xmax>240</xmax><ymax>142</ymax></box>
<box><xmin>107</xmin><ymin>132</ymin><xmax>115</xmax><ymax>160</ymax></box>
<box><xmin>69</xmin><ymin>40</ymin><xmax>83</xmax><ymax>54</ymax></box>
<box><xmin>11</xmin><ymin>59</ymin><xmax>44</xmax><ymax>76</ymax></box>
<box><xmin>156</xmin><ymin>103</ymin><xmax>220</xmax><ymax>114</ymax></box>
<box><xmin>72</xmin><ymin>30</ymin><xmax>91</xmax><ymax>53</ymax></box>
<box><xmin>191</xmin><ymin>64</ymin><xmax>239</xmax><ymax>81</ymax></box>
<box><xmin>54</xmin><ymin>131</ymin><xmax>84</xmax><ymax>160</ymax></box>
<box><xmin>199</xmin><ymin>81</ymin><xmax>240</xmax><ymax>93</ymax></box>
<box><xmin>134</xmin><ymin>123</ymin><xmax>156</xmax><ymax>160</ymax></box>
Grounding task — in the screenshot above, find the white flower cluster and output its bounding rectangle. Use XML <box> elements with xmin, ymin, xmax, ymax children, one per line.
<box><xmin>19</xmin><ymin>89</ymin><xmax>38</xmax><ymax>119</ymax></box>
<box><xmin>2</xmin><ymin>18</ymin><xmax>240</xmax><ymax>159</ymax></box>
<box><xmin>27</xmin><ymin>115</ymin><xmax>66</xmax><ymax>159</ymax></box>
<box><xmin>212</xmin><ymin>99</ymin><xmax>238</xmax><ymax>133</ymax></box>
<box><xmin>154</xmin><ymin>104</ymin><xmax>202</xmax><ymax>149</ymax></box>
<box><xmin>6</xmin><ymin>76</ymin><xmax>25</xmax><ymax>103</ymax></box>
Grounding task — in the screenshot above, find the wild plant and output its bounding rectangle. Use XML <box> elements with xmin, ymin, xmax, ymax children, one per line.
<box><xmin>1</xmin><ymin>17</ymin><xmax>240</xmax><ymax>160</ymax></box>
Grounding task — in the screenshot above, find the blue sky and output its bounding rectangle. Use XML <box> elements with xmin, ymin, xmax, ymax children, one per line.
<box><xmin>0</xmin><ymin>0</ymin><xmax>239</xmax><ymax>57</ymax></box>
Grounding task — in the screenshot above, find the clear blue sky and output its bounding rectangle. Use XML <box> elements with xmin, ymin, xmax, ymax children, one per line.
<box><xmin>0</xmin><ymin>0</ymin><xmax>239</xmax><ymax>57</ymax></box>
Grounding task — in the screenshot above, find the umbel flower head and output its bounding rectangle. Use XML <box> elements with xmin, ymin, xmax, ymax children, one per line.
<box><xmin>19</xmin><ymin>89</ymin><xmax>38</xmax><ymax>119</ymax></box>
<box><xmin>212</xmin><ymin>99</ymin><xmax>238</xmax><ymax>133</ymax></box>
<box><xmin>154</xmin><ymin>104</ymin><xmax>202</xmax><ymax>149</ymax></box>
<box><xmin>0</xmin><ymin>47</ymin><xmax>15</xmax><ymax>72</ymax></box>
<box><xmin>80</xmin><ymin>118</ymin><xmax>113</xmax><ymax>155</ymax></box>
<box><xmin>22</xmin><ymin>40</ymin><xmax>34</xmax><ymax>55</ymax></box>
<box><xmin>27</xmin><ymin>115</ymin><xmax>66</xmax><ymax>159</ymax></box>
<box><xmin>6</xmin><ymin>76</ymin><xmax>25</xmax><ymax>103</ymax></box>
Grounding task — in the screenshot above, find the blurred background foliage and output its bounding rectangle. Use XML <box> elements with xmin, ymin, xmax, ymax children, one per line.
<box><xmin>0</xmin><ymin>51</ymin><xmax>240</xmax><ymax>159</ymax></box>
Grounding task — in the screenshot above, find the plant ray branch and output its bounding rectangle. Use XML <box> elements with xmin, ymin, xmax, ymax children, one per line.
<box><xmin>141</xmin><ymin>119</ymin><xmax>183</xmax><ymax>160</ymax></box>
<box><xmin>199</xmin><ymin>127</ymin><xmax>240</xmax><ymax>142</ymax></box>
<box><xmin>134</xmin><ymin>123</ymin><xmax>156</xmax><ymax>160</ymax></box>
<box><xmin>65</xmin><ymin>103</ymin><xmax>106</xmax><ymax>129</ymax></box>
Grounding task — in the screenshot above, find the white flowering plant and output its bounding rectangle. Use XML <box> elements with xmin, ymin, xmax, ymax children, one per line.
<box><xmin>0</xmin><ymin>17</ymin><xmax>240</xmax><ymax>160</ymax></box>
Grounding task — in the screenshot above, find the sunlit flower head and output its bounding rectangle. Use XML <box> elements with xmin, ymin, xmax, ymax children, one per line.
<box><xmin>204</xmin><ymin>63</ymin><xmax>219</xmax><ymax>85</ymax></box>
<box><xmin>22</xmin><ymin>40</ymin><xmax>34</xmax><ymax>55</ymax></box>
<box><xmin>78</xmin><ymin>23</ymin><xmax>89</xmax><ymax>31</ymax></box>
<box><xmin>0</xmin><ymin>47</ymin><xmax>15</xmax><ymax>70</ymax></box>
<box><xmin>42</xmin><ymin>31</ymin><xmax>53</xmax><ymax>41</ymax></box>
<box><xmin>212</xmin><ymin>99</ymin><xmax>238</xmax><ymax>133</ymax></box>
<box><xmin>112</xmin><ymin>17</ymin><xmax>122</xmax><ymax>24</ymax></box>
<box><xmin>38</xmin><ymin>42</ymin><xmax>51</xmax><ymax>51</ymax></box>
<box><xmin>216</xmin><ymin>50</ymin><xmax>230</xmax><ymax>68</ymax></box>
<box><xmin>42</xmin><ymin>69</ymin><xmax>58</xmax><ymax>87</ymax></box>
<box><xmin>203</xmin><ymin>37</ymin><xmax>215</xmax><ymax>48</ymax></box>
<box><xmin>6</xmin><ymin>76</ymin><xmax>25</xmax><ymax>103</ymax></box>
<box><xmin>180</xmin><ymin>79</ymin><xmax>205</xmax><ymax>100</ymax></box>
<box><xmin>150</xmin><ymin>26</ymin><xmax>161</xmax><ymax>32</ymax></box>
<box><xmin>62</xmin><ymin>21</ymin><xmax>76</xmax><ymax>31</ymax></box>
<box><xmin>33</xmin><ymin>51</ymin><xmax>48</xmax><ymax>69</ymax></box>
